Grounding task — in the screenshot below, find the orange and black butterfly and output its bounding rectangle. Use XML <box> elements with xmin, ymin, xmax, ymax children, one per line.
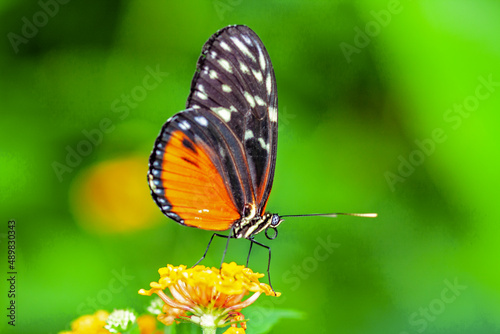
<box><xmin>148</xmin><ymin>25</ymin><xmax>375</xmax><ymax>287</ymax></box>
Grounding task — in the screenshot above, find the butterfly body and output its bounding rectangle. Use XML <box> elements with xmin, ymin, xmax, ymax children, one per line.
<box><xmin>148</xmin><ymin>25</ymin><xmax>282</xmax><ymax>240</ymax></box>
<box><xmin>232</xmin><ymin>211</ymin><xmax>281</xmax><ymax>239</ymax></box>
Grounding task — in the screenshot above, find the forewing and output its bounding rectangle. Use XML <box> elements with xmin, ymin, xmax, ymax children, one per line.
<box><xmin>186</xmin><ymin>25</ymin><xmax>278</xmax><ymax>215</ymax></box>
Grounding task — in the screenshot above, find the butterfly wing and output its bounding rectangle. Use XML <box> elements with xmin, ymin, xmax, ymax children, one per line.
<box><xmin>148</xmin><ymin>108</ymin><xmax>242</xmax><ymax>230</ymax></box>
<box><xmin>148</xmin><ymin>25</ymin><xmax>278</xmax><ymax>230</ymax></box>
<box><xmin>186</xmin><ymin>25</ymin><xmax>278</xmax><ymax>215</ymax></box>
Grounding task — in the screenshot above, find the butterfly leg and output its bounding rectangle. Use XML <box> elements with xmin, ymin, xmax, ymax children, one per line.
<box><xmin>246</xmin><ymin>239</ymin><xmax>254</xmax><ymax>267</ymax></box>
<box><xmin>220</xmin><ymin>231</ymin><xmax>233</xmax><ymax>268</ymax></box>
<box><xmin>248</xmin><ymin>239</ymin><xmax>276</xmax><ymax>295</ymax></box>
<box><xmin>193</xmin><ymin>233</ymin><xmax>230</xmax><ymax>267</ymax></box>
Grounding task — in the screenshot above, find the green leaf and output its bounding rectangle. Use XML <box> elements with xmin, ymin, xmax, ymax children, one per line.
<box><xmin>243</xmin><ymin>306</ymin><xmax>304</xmax><ymax>334</ymax></box>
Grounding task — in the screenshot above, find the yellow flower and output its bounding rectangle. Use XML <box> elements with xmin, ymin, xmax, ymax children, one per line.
<box><xmin>60</xmin><ymin>310</ymin><xmax>161</xmax><ymax>334</ymax></box>
<box><xmin>136</xmin><ymin>315</ymin><xmax>163</xmax><ymax>334</ymax></box>
<box><xmin>70</xmin><ymin>156</ymin><xmax>162</xmax><ymax>234</ymax></box>
<box><xmin>223</xmin><ymin>327</ymin><xmax>246</xmax><ymax>334</ymax></box>
<box><xmin>60</xmin><ymin>310</ymin><xmax>111</xmax><ymax>334</ymax></box>
<box><xmin>139</xmin><ymin>263</ymin><xmax>280</xmax><ymax>332</ymax></box>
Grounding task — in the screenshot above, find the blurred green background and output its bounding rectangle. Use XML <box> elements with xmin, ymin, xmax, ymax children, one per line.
<box><xmin>1</xmin><ymin>0</ymin><xmax>499</xmax><ymax>333</ymax></box>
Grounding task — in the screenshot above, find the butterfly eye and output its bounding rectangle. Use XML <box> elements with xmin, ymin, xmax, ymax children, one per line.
<box><xmin>270</xmin><ymin>214</ymin><xmax>282</xmax><ymax>227</ymax></box>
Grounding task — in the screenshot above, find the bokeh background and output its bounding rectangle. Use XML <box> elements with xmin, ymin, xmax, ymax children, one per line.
<box><xmin>1</xmin><ymin>0</ymin><xmax>499</xmax><ymax>333</ymax></box>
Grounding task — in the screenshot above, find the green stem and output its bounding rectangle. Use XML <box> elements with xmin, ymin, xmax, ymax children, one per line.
<box><xmin>201</xmin><ymin>325</ymin><xmax>216</xmax><ymax>334</ymax></box>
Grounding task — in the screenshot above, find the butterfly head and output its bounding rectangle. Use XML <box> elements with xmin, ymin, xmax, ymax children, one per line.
<box><xmin>233</xmin><ymin>212</ymin><xmax>284</xmax><ymax>240</ymax></box>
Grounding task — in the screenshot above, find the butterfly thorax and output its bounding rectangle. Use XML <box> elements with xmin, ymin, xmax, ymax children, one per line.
<box><xmin>232</xmin><ymin>213</ymin><xmax>282</xmax><ymax>239</ymax></box>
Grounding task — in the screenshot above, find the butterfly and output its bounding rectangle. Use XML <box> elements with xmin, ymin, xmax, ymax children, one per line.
<box><xmin>147</xmin><ymin>25</ymin><xmax>376</xmax><ymax>289</ymax></box>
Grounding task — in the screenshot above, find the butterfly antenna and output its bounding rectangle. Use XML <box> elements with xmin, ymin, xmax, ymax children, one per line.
<box><xmin>280</xmin><ymin>212</ymin><xmax>378</xmax><ymax>218</ymax></box>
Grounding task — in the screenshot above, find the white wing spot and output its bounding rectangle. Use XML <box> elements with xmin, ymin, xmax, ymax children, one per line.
<box><xmin>179</xmin><ymin>120</ymin><xmax>191</xmax><ymax>131</ymax></box>
<box><xmin>239</xmin><ymin>62</ymin><xmax>250</xmax><ymax>74</ymax></box>
<box><xmin>252</xmin><ymin>69</ymin><xmax>263</xmax><ymax>83</ymax></box>
<box><xmin>212</xmin><ymin>107</ymin><xmax>231</xmax><ymax>122</ymax></box>
<box><xmin>202</xmin><ymin>66</ymin><xmax>209</xmax><ymax>75</ymax></box>
<box><xmin>194</xmin><ymin>116</ymin><xmax>208</xmax><ymax>127</ymax></box>
<box><xmin>266</xmin><ymin>74</ymin><xmax>272</xmax><ymax>95</ymax></box>
<box><xmin>244</xmin><ymin>129</ymin><xmax>254</xmax><ymax>140</ymax></box>
<box><xmin>210</xmin><ymin>50</ymin><xmax>217</xmax><ymax>58</ymax></box>
<box><xmin>258</xmin><ymin>137</ymin><xmax>270</xmax><ymax>151</ymax></box>
<box><xmin>209</xmin><ymin>70</ymin><xmax>218</xmax><ymax>79</ymax></box>
<box><xmin>222</xmin><ymin>84</ymin><xmax>232</xmax><ymax>93</ymax></box>
<box><xmin>219</xmin><ymin>145</ymin><xmax>226</xmax><ymax>158</ymax></box>
<box><xmin>244</xmin><ymin>91</ymin><xmax>256</xmax><ymax>108</ymax></box>
<box><xmin>229</xmin><ymin>105</ymin><xmax>237</xmax><ymax>112</ymax></box>
<box><xmin>196</xmin><ymin>85</ymin><xmax>208</xmax><ymax>100</ymax></box>
<box><xmin>191</xmin><ymin>104</ymin><xmax>201</xmax><ymax>109</ymax></box>
<box><xmin>218</xmin><ymin>59</ymin><xmax>233</xmax><ymax>73</ymax></box>
<box><xmin>254</xmin><ymin>95</ymin><xmax>266</xmax><ymax>106</ymax></box>
<box><xmin>269</xmin><ymin>106</ymin><xmax>278</xmax><ymax>122</ymax></box>
<box><xmin>231</xmin><ymin>36</ymin><xmax>256</xmax><ymax>62</ymax></box>
<box><xmin>242</xmin><ymin>34</ymin><xmax>253</xmax><ymax>45</ymax></box>
<box><xmin>219</xmin><ymin>41</ymin><xmax>231</xmax><ymax>52</ymax></box>
<box><xmin>257</xmin><ymin>45</ymin><xmax>266</xmax><ymax>71</ymax></box>
<box><xmin>196</xmin><ymin>91</ymin><xmax>208</xmax><ymax>100</ymax></box>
